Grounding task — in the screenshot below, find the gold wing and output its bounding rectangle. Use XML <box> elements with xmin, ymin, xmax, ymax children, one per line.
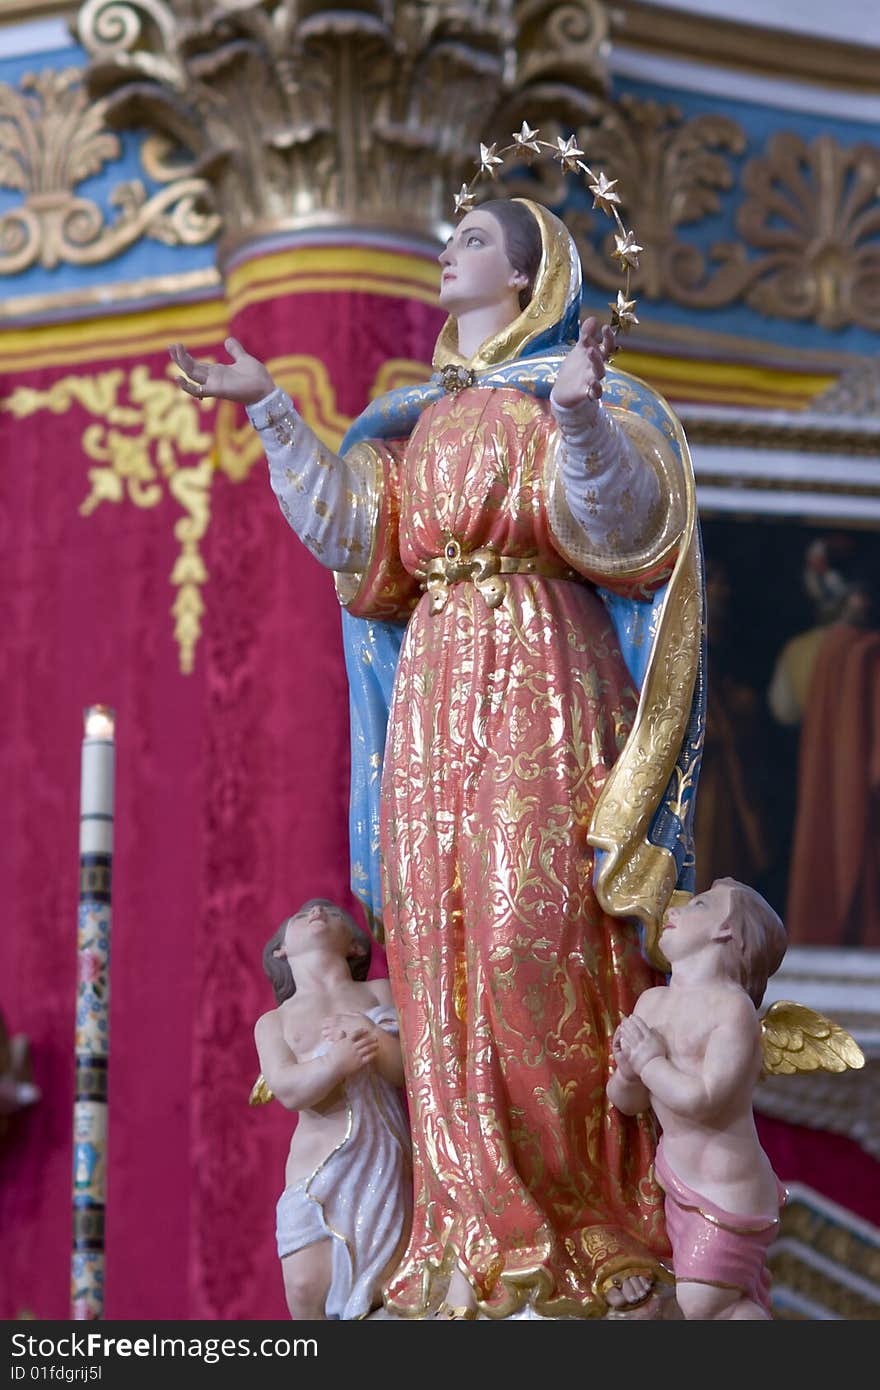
<box><xmin>248</xmin><ymin>1073</ymin><xmax>274</xmax><ymax>1106</ymax></box>
<box><xmin>760</xmin><ymin>1001</ymin><xmax>865</xmax><ymax>1077</ymax></box>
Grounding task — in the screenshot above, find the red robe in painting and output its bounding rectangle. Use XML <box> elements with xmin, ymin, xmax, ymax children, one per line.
<box><xmin>787</xmin><ymin>621</ymin><xmax>880</xmax><ymax>948</ymax></box>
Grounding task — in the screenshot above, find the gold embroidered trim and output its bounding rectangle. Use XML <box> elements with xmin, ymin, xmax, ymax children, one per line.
<box><xmin>331</xmin><ymin>440</ymin><xmax>384</xmax><ymax>607</ymax></box>
<box><xmin>588</xmin><ymin>387</ymin><xmax>702</xmax><ymax>968</ymax></box>
<box><xmin>303</xmin><ymin>1100</ymin><xmax>356</xmax><ymax>1269</ymax></box>
<box><xmin>543</xmin><ymin>402</ymin><xmax>686</xmax><ymax>581</ymax></box>
<box><xmin>667</xmin><ymin>1197</ymin><xmax>781</xmax><ymax>1236</ymax></box>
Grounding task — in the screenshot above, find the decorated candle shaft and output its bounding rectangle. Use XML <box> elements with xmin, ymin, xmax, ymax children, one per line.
<box><xmin>71</xmin><ymin>706</ymin><xmax>115</xmax><ymax>1321</ymax></box>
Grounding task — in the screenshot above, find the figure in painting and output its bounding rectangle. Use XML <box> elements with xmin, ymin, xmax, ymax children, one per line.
<box><xmin>254</xmin><ymin>898</ymin><xmax>412</xmax><ymax>1320</ymax></box>
<box><xmin>609</xmin><ymin>879</ymin><xmax>788</xmax><ymax>1319</ymax></box>
<box><xmin>768</xmin><ymin>536</ymin><xmax>880</xmax><ymax>948</ymax></box>
<box><xmin>767</xmin><ymin>535</ymin><xmax>858</xmax><ymax>729</ymax></box>
<box><xmin>172</xmin><ymin>192</ymin><xmax>703</xmax><ymax>1318</ymax></box>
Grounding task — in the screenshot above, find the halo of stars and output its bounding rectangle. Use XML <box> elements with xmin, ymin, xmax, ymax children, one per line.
<box><xmin>454</xmin><ymin>123</ymin><xmax>640</xmax><ymax>334</ymax></box>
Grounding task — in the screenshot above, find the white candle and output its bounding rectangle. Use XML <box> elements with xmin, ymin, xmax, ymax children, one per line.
<box><xmin>80</xmin><ymin>706</ymin><xmax>115</xmax><ymax>854</ymax></box>
<box><xmin>71</xmin><ymin>704</ymin><xmax>116</xmax><ymax>1321</ymax></box>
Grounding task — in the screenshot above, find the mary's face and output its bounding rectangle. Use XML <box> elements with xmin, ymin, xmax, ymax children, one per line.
<box><xmin>438</xmin><ymin>211</ymin><xmax>528</xmax><ymax>315</ymax></box>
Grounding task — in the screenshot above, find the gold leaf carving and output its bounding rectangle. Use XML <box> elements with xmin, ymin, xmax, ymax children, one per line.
<box><xmin>0</xmin><ymin>66</ymin><xmax>219</xmax><ymax>274</ymax></box>
<box><xmin>512</xmin><ymin>0</ymin><xmax>609</xmax><ymax>94</ymax></box>
<box><xmin>248</xmin><ymin>1073</ymin><xmax>273</xmax><ymax>1106</ymax></box>
<box><xmin>566</xmin><ymin>103</ymin><xmax>880</xmax><ymax>332</ymax></box>
<box><xmin>566</xmin><ymin>95</ymin><xmax>750</xmax><ymax>305</ymax></box>
<box><xmin>1</xmin><ymin>366</ymin><xmax>215</xmax><ymax>674</ymax></box>
<box><xmin>738</xmin><ymin>132</ymin><xmax>880</xmax><ymax>331</ymax></box>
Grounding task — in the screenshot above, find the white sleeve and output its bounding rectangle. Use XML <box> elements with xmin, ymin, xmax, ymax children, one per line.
<box><xmin>247</xmin><ymin>387</ymin><xmax>375</xmax><ymax>573</ymax></box>
<box><xmin>550</xmin><ymin>397</ymin><xmax>662</xmax><ymax>552</ymax></box>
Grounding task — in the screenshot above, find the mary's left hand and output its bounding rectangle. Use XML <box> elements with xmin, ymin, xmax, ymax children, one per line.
<box><xmin>550</xmin><ymin>316</ymin><xmax>616</xmax><ymax>411</ymax></box>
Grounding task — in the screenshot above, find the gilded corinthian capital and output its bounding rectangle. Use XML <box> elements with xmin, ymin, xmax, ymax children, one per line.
<box><xmin>76</xmin><ymin>0</ymin><xmax>611</xmax><ymax>261</ymax></box>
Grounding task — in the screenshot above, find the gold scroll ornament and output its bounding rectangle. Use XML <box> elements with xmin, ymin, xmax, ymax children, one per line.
<box><xmin>2</xmin><ymin>355</ymin><xmax>395</xmax><ymax>673</ymax></box>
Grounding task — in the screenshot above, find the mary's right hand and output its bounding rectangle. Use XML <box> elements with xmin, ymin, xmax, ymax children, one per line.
<box><xmin>168</xmin><ymin>336</ymin><xmax>276</xmax><ymax>405</ymax></box>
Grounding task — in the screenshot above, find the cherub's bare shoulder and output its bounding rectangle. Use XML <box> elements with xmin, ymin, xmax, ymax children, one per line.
<box><xmin>717</xmin><ymin>988</ymin><xmax>760</xmax><ymax>1029</ymax></box>
<box><xmin>632</xmin><ymin>987</ymin><xmax>666</xmax><ymax>1019</ymax></box>
<box><xmin>254</xmin><ymin>1008</ymin><xmax>282</xmax><ymax>1041</ymax></box>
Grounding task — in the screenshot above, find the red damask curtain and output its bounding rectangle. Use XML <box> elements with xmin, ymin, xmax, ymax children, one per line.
<box><xmin>0</xmin><ymin>241</ymin><xmax>443</xmax><ymax>1320</ymax></box>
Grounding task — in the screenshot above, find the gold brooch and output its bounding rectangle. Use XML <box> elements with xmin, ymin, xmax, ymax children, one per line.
<box><xmin>439</xmin><ymin>364</ymin><xmax>477</xmax><ymax>394</ymax></box>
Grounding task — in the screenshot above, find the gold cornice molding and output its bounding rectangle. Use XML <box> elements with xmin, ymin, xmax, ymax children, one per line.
<box><xmin>0</xmin><ymin>265</ymin><xmax>221</xmax><ymax>323</ymax></box>
<box><xmin>770</xmin><ymin>1184</ymin><xmax>880</xmax><ymax>1319</ymax></box>
<box><xmin>493</xmin><ymin>93</ymin><xmax>880</xmax><ymax>334</ymax></box>
<box><xmin>679</xmin><ymin>361</ymin><xmax>880</xmax><ymax>451</ymax></box>
<box><xmin>617</xmin><ymin>317</ymin><xmax>874</xmax><ymax>375</ymax></box>
<box><xmin>0</xmin><ymin>1</ymin><xmax>75</xmax><ymax>22</ymax></box>
<box><xmin>779</xmin><ymin>1187</ymin><xmax>880</xmax><ymax>1281</ymax></box>
<box><xmin>610</xmin><ymin>1</ymin><xmax>880</xmax><ymax>95</ymax></box>
<box><xmin>3</xmin><ymin>6</ymin><xmax>878</xmax><ymax>356</ymax></box>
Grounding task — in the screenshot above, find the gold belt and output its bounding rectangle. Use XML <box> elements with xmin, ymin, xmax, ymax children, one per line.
<box><xmin>421</xmin><ymin>541</ymin><xmax>577</xmax><ymax>614</ymax></box>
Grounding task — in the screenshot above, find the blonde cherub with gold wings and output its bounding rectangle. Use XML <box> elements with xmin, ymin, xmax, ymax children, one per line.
<box><xmin>609</xmin><ymin>877</ymin><xmax>863</xmax><ymax>1320</ymax></box>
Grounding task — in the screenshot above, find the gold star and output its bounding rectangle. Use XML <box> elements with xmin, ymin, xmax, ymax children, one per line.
<box><xmin>610</xmin><ymin>290</ymin><xmax>639</xmax><ymax>330</ymax></box>
<box><xmin>589</xmin><ymin>172</ymin><xmax>621</xmax><ymax>214</ymax></box>
<box><xmin>554</xmin><ymin>134</ymin><xmax>585</xmax><ymax>172</ymax></box>
<box><xmin>512</xmin><ymin>121</ymin><xmax>541</xmax><ymax>157</ymax></box>
<box><xmin>613</xmin><ymin>229</ymin><xmax>643</xmax><ymax>269</ymax></box>
<box><xmin>478</xmin><ymin>142</ymin><xmax>504</xmax><ymax>177</ymax></box>
<box><xmin>453</xmin><ymin>184</ymin><xmax>476</xmax><ymax>214</ymax></box>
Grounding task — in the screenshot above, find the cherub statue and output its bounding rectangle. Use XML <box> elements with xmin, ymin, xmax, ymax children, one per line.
<box><xmin>252</xmin><ymin>899</ymin><xmax>412</xmax><ymax>1320</ymax></box>
<box><xmin>608</xmin><ymin>877</ymin><xmax>864</xmax><ymax>1320</ymax></box>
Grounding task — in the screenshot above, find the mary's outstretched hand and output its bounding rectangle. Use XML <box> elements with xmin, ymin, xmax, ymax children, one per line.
<box><xmin>550</xmin><ymin>315</ymin><xmax>617</xmax><ymax>412</ymax></box>
<box><xmin>168</xmin><ymin>336</ymin><xmax>275</xmax><ymax>406</ymax></box>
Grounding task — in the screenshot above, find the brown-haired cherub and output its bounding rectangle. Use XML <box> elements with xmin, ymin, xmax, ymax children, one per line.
<box><xmin>608</xmin><ymin>877</ymin><xmax>864</xmax><ymax>1320</ymax></box>
<box><xmin>609</xmin><ymin>878</ymin><xmax>788</xmax><ymax>1319</ymax></box>
<box><xmin>254</xmin><ymin>899</ymin><xmax>412</xmax><ymax>1320</ymax></box>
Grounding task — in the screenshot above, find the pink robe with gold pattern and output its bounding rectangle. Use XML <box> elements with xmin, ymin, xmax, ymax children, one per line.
<box><xmin>344</xmin><ymin>386</ymin><xmax>673</xmax><ymax>1317</ymax></box>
